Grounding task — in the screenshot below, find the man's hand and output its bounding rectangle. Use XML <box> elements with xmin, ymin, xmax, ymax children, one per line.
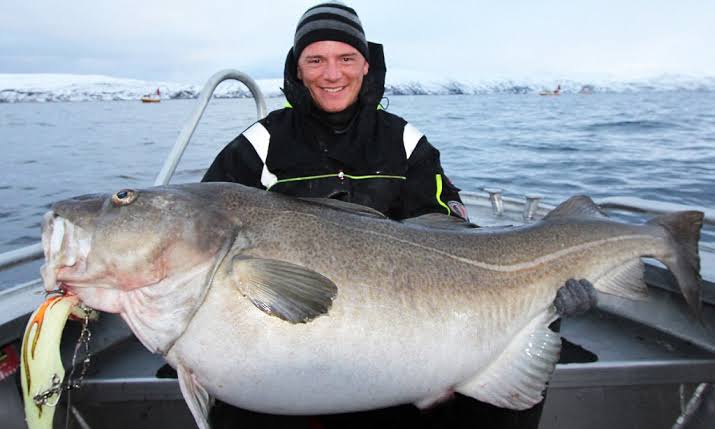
<box><xmin>554</xmin><ymin>279</ymin><xmax>598</xmax><ymax>317</ymax></box>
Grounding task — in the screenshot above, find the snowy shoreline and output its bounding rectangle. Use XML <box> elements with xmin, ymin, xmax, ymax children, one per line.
<box><xmin>1</xmin><ymin>72</ymin><xmax>713</xmax><ymax>103</ymax></box>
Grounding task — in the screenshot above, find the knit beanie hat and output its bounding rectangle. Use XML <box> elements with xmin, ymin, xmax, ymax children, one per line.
<box><xmin>293</xmin><ymin>2</ymin><xmax>369</xmax><ymax>61</ymax></box>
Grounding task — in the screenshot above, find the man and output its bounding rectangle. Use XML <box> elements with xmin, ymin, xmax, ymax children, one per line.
<box><xmin>202</xmin><ymin>2</ymin><xmax>469</xmax><ymax>222</ymax></box>
<box><xmin>201</xmin><ymin>2</ymin><xmax>595</xmax><ymax>428</ymax></box>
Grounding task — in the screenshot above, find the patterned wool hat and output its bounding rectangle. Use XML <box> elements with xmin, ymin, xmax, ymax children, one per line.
<box><xmin>293</xmin><ymin>2</ymin><xmax>369</xmax><ymax>61</ymax></box>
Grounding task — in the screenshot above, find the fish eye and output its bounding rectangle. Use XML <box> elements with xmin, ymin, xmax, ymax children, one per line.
<box><xmin>111</xmin><ymin>189</ymin><xmax>138</xmax><ymax>206</ymax></box>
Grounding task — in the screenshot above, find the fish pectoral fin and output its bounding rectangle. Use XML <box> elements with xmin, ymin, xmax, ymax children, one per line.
<box><xmin>177</xmin><ymin>365</ymin><xmax>213</xmax><ymax>429</ymax></box>
<box><xmin>593</xmin><ymin>258</ymin><xmax>649</xmax><ymax>300</ymax></box>
<box><xmin>455</xmin><ymin>309</ymin><xmax>561</xmax><ymax>410</ymax></box>
<box><xmin>230</xmin><ymin>256</ymin><xmax>338</xmax><ymax>323</ymax></box>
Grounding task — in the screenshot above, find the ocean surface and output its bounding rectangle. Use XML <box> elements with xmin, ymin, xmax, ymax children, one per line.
<box><xmin>1</xmin><ymin>92</ymin><xmax>714</xmax><ymax>257</ymax></box>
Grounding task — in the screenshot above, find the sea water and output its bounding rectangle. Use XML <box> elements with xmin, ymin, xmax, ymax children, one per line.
<box><xmin>1</xmin><ymin>92</ymin><xmax>714</xmax><ymax>257</ymax></box>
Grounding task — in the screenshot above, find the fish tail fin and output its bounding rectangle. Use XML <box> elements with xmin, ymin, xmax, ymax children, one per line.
<box><xmin>647</xmin><ymin>210</ymin><xmax>704</xmax><ymax>319</ymax></box>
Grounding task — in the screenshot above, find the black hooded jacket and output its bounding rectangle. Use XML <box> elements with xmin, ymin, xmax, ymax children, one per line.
<box><xmin>202</xmin><ymin>42</ymin><xmax>464</xmax><ymax>220</ymax></box>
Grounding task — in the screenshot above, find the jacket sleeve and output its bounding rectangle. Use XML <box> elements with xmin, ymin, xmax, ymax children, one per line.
<box><xmin>201</xmin><ymin>134</ymin><xmax>265</xmax><ymax>188</ymax></box>
<box><xmin>402</xmin><ymin>136</ymin><xmax>467</xmax><ymax>220</ymax></box>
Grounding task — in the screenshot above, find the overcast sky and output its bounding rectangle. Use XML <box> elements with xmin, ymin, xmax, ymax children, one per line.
<box><xmin>2</xmin><ymin>0</ymin><xmax>713</xmax><ymax>83</ymax></box>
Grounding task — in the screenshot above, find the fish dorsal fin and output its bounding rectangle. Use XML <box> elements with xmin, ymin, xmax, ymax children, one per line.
<box><xmin>403</xmin><ymin>213</ymin><xmax>479</xmax><ymax>231</ymax></box>
<box><xmin>229</xmin><ymin>256</ymin><xmax>338</xmax><ymax>323</ymax></box>
<box><xmin>453</xmin><ymin>308</ymin><xmax>561</xmax><ymax>410</ymax></box>
<box><xmin>543</xmin><ymin>195</ymin><xmax>608</xmax><ymax>221</ymax></box>
<box><xmin>299</xmin><ymin>197</ymin><xmax>387</xmax><ymax>219</ymax></box>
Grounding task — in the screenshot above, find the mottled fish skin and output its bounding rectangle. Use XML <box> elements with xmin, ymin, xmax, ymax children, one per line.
<box><xmin>40</xmin><ymin>183</ymin><xmax>703</xmax><ymax>423</ymax></box>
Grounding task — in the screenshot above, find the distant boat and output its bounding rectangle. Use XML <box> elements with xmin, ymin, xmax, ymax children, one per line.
<box><xmin>141</xmin><ymin>88</ymin><xmax>161</xmax><ymax>103</ymax></box>
<box><xmin>579</xmin><ymin>85</ymin><xmax>594</xmax><ymax>95</ymax></box>
<box><xmin>539</xmin><ymin>84</ymin><xmax>561</xmax><ymax>96</ymax></box>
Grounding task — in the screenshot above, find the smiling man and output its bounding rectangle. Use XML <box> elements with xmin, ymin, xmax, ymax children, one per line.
<box><xmin>202</xmin><ymin>1</ymin><xmax>468</xmax><ymax>222</ymax></box>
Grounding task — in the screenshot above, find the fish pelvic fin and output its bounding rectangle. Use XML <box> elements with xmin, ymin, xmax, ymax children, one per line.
<box><xmin>229</xmin><ymin>256</ymin><xmax>338</xmax><ymax>323</ymax></box>
<box><xmin>455</xmin><ymin>308</ymin><xmax>561</xmax><ymax>410</ymax></box>
<box><xmin>177</xmin><ymin>365</ymin><xmax>213</xmax><ymax>429</ymax></box>
<box><xmin>647</xmin><ymin>210</ymin><xmax>704</xmax><ymax>319</ymax></box>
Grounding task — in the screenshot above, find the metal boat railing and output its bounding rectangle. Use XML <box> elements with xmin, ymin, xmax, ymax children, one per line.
<box><xmin>460</xmin><ymin>189</ymin><xmax>715</xmax><ymax>226</ymax></box>
<box><xmin>154</xmin><ymin>69</ymin><xmax>267</xmax><ymax>186</ymax></box>
<box><xmin>0</xmin><ymin>242</ymin><xmax>43</xmax><ymax>271</ymax></box>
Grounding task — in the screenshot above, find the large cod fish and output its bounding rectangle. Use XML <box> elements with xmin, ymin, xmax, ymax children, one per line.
<box><xmin>34</xmin><ymin>182</ymin><xmax>703</xmax><ymax>428</ymax></box>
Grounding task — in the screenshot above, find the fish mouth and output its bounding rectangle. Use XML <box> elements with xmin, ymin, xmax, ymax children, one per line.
<box><xmin>41</xmin><ymin>211</ymin><xmax>92</xmax><ymax>295</ymax></box>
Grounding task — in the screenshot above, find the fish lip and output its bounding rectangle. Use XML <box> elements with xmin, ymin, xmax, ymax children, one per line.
<box><xmin>41</xmin><ymin>212</ymin><xmax>93</xmax><ymax>293</ymax></box>
<box><xmin>41</xmin><ymin>211</ymin><xmax>57</xmax><ymax>260</ymax></box>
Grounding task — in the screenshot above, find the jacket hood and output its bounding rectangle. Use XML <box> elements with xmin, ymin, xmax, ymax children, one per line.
<box><xmin>282</xmin><ymin>41</ymin><xmax>386</xmax><ymax>114</ymax></box>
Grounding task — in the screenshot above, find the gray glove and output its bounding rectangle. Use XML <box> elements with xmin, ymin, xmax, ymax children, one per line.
<box><xmin>554</xmin><ymin>279</ymin><xmax>598</xmax><ymax>317</ymax></box>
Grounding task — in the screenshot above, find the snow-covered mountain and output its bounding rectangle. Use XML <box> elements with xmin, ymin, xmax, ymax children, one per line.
<box><xmin>1</xmin><ymin>72</ymin><xmax>713</xmax><ymax>103</ymax></box>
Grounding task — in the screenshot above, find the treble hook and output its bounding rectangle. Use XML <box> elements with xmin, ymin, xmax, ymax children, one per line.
<box><xmin>44</xmin><ymin>288</ymin><xmax>65</xmax><ymax>297</ymax></box>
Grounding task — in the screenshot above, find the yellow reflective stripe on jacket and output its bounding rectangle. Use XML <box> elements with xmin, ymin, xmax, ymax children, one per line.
<box><xmin>435</xmin><ymin>174</ymin><xmax>451</xmax><ymax>216</ymax></box>
<box><xmin>267</xmin><ymin>173</ymin><xmax>406</xmax><ymax>191</ymax></box>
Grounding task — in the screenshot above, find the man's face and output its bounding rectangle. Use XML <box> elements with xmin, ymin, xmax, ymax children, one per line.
<box><xmin>297</xmin><ymin>41</ymin><xmax>369</xmax><ymax>113</ymax></box>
